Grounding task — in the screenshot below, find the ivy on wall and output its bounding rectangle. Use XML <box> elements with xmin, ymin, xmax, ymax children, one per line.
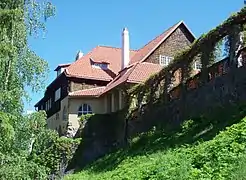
<box><xmin>126</xmin><ymin>7</ymin><xmax>246</xmax><ymax>118</ymax></box>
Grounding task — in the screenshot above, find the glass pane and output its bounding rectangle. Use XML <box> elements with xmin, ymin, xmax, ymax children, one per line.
<box><xmin>78</xmin><ymin>105</ymin><xmax>83</xmax><ymax>111</ymax></box>
<box><xmin>83</xmin><ymin>104</ymin><xmax>87</xmax><ymax>111</ymax></box>
<box><xmin>88</xmin><ymin>105</ymin><xmax>92</xmax><ymax>112</ymax></box>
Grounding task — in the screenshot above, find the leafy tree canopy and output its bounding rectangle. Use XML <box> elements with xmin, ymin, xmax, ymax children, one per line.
<box><xmin>0</xmin><ymin>1</ymin><xmax>78</xmax><ymax>179</ymax></box>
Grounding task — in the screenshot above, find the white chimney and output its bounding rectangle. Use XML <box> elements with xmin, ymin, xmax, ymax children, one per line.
<box><xmin>122</xmin><ymin>28</ymin><xmax>130</xmax><ymax>69</ymax></box>
<box><xmin>75</xmin><ymin>50</ymin><xmax>83</xmax><ymax>61</ymax></box>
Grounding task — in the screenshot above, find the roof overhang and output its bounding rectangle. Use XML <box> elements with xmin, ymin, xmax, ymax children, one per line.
<box><xmin>54</xmin><ymin>63</ymin><xmax>71</xmax><ymax>71</ymax></box>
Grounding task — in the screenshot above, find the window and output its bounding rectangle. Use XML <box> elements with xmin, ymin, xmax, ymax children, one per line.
<box><xmin>63</xmin><ymin>106</ymin><xmax>67</xmax><ymax>121</ymax></box>
<box><xmin>56</xmin><ymin>113</ymin><xmax>60</xmax><ymax>121</ymax></box>
<box><xmin>194</xmin><ymin>61</ymin><xmax>202</xmax><ymax>70</ymax></box>
<box><xmin>49</xmin><ymin>98</ymin><xmax>52</xmax><ymax>109</ymax></box>
<box><xmin>55</xmin><ymin>88</ymin><xmax>61</xmax><ymax>101</ymax></box>
<box><xmin>92</xmin><ymin>62</ymin><xmax>108</xmax><ymax>70</ymax></box>
<box><xmin>45</xmin><ymin>98</ymin><xmax>52</xmax><ymax>111</ymax></box>
<box><xmin>159</xmin><ymin>55</ymin><xmax>173</xmax><ymax>66</ymax></box>
<box><xmin>45</xmin><ymin>101</ymin><xmax>48</xmax><ymax>111</ymax></box>
<box><xmin>78</xmin><ymin>104</ymin><xmax>92</xmax><ymax>117</ymax></box>
<box><xmin>48</xmin><ymin>98</ymin><xmax>51</xmax><ymax>110</ymax></box>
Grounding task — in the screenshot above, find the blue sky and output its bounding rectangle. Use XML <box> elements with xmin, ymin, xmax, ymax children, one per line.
<box><xmin>26</xmin><ymin>0</ymin><xmax>244</xmax><ymax>112</ymax></box>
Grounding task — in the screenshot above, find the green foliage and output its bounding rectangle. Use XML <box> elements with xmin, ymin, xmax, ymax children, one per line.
<box><xmin>127</xmin><ymin>6</ymin><xmax>246</xmax><ymax>120</ymax></box>
<box><xmin>0</xmin><ymin>153</ymin><xmax>48</xmax><ymax>180</ymax></box>
<box><xmin>0</xmin><ymin>111</ymin><xmax>52</xmax><ymax>179</ymax></box>
<box><xmin>80</xmin><ymin>113</ymin><xmax>94</xmax><ymax>122</ymax></box>
<box><xmin>31</xmin><ymin>136</ymin><xmax>81</xmax><ymax>177</ymax></box>
<box><xmin>230</xmin><ymin>154</ymin><xmax>246</xmax><ymax>180</ymax></box>
<box><xmin>65</xmin><ymin>102</ymin><xmax>246</xmax><ymax>180</ymax></box>
<box><xmin>0</xmin><ymin>1</ymin><xmax>75</xmax><ymax>180</ymax></box>
<box><xmin>66</xmin><ymin>6</ymin><xmax>246</xmax><ymax>180</ymax></box>
<box><xmin>0</xmin><ymin>107</ymin><xmax>81</xmax><ymax>179</ymax></box>
<box><xmin>0</xmin><ymin>112</ymin><xmax>15</xmax><ymax>152</ymax></box>
<box><xmin>0</xmin><ymin>0</ymin><xmax>55</xmax><ymax>115</ymax></box>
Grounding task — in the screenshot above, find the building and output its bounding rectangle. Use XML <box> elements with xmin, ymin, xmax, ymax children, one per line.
<box><xmin>35</xmin><ymin>21</ymin><xmax>198</xmax><ymax>136</ymax></box>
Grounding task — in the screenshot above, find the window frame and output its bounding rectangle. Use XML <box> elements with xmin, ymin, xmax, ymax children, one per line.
<box><xmin>56</xmin><ymin>112</ymin><xmax>60</xmax><ymax>121</ymax></box>
<box><xmin>194</xmin><ymin>61</ymin><xmax>202</xmax><ymax>70</ymax></box>
<box><xmin>55</xmin><ymin>88</ymin><xmax>61</xmax><ymax>102</ymax></box>
<box><xmin>62</xmin><ymin>106</ymin><xmax>67</xmax><ymax>121</ymax></box>
<box><xmin>92</xmin><ymin>62</ymin><xmax>108</xmax><ymax>70</ymax></box>
<box><xmin>77</xmin><ymin>104</ymin><xmax>92</xmax><ymax>117</ymax></box>
<box><xmin>45</xmin><ymin>98</ymin><xmax>52</xmax><ymax>111</ymax></box>
<box><xmin>159</xmin><ymin>55</ymin><xmax>173</xmax><ymax>66</ymax></box>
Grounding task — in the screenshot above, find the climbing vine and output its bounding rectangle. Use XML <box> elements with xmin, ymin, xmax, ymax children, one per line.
<box><xmin>126</xmin><ymin>6</ymin><xmax>246</xmax><ymax>123</ymax></box>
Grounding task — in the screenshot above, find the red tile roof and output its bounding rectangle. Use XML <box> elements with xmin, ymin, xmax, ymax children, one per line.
<box><xmin>56</xmin><ymin>21</ymin><xmax>195</xmax><ymax>96</ymax></box>
<box><xmin>35</xmin><ymin>21</ymin><xmax>196</xmax><ymax>107</ymax></box>
<box><xmin>65</xmin><ymin>46</ymin><xmax>138</xmax><ymax>81</ymax></box>
<box><xmin>100</xmin><ymin>21</ymin><xmax>195</xmax><ymax>95</ymax></box>
<box><xmin>64</xmin><ymin>21</ymin><xmax>194</xmax><ymax>83</ymax></box>
<box><xmin>69</xmin><ymin>86</ymin><xmax>105</xmax><ymax>97</ymax></box>
<box><xmin>102</xmin><ymin>62</ymin><xmax>162</xmax><ymax>95</ymax></box>
<box><xmin>128</xmin><ymin>62</ymin><xmax>163</xmax><ymax>83</ymax></box>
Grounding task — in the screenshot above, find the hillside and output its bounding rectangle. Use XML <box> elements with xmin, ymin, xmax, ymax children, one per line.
<box><xmin>64</xmin><ymin>7</ymin><xmax>246</xmax><ymax>180</ymax></box>
<box><xmin>65</xmin><ymin>102</ymin><xmax>246</xmax><ymax>180</ymax></box>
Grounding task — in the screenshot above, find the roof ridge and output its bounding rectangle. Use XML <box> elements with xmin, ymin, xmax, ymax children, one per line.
<box><xmin>129</xmin><ymin>21</ymin><xmax>183</xmax><ymax>64</ymax></box>
<box><xmin>65</xmin><ymin>46</ymin><xmax>100</xmax><ymax>75</ymax></box>
<box><xmin>138</xmin><ymin>21</ymin><xmax>182</xmax><ymax>52</ymax></box>
<box><xmin>98</xmin><ymin>45</ymin><xmax>138</xmax><ymax>51</ymax></box>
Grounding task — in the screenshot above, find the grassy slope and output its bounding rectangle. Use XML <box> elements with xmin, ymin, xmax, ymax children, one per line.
<box><xmin>65</xmin><ymin>103</ymin><xmax>246</xmax><ymax>180</ymax></box>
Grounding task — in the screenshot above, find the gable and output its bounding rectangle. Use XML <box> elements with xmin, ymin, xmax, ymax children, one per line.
<box><xmin>99</xmin><ymin>21</ymin><xmax>196</xmax><ymax>95</ymax></box>
<box><xmin>144</xmin><ymin>23</ymin><xmax>195</xmax><ymax>65</ymax></box>
<box><xmin>130</xmin><ymin>22</ymin><xmax>180</xmax><ymax>64</ymax></box>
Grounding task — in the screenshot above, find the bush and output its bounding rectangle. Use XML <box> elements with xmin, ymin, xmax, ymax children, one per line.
<box><xmin>80</xmin><ymin>114</ymin><xmax>94</xmax><ymax>123</ymax></box>
<box><xmin>31</xmin><ymin>136</ymin><xmax>81</xmax><ymax>177</ymax></box>
<box><xmin>0</xmin><ymin>153</ymin><xmax>48</xmax><ymax>180</ymax></box>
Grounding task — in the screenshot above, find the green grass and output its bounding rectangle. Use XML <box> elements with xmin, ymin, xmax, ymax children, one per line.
<box><xmin>65</xmin><ymin>103</ymin><xmax>246</xmax><ymax>180</ymax></box>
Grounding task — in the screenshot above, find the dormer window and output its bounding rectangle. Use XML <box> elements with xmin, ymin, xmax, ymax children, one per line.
<box><xmin>90</xmin><ymin>58</ymin><xmax>109</xmax><ymax>70</ymax></box>
<box><xmin>92</xmin><ymin>62</ymin><xmax>108</xmax><ymax>70</ymax></box>
<box><xmin>159</xmin><ymin>55</ymin><xmax>173</xmax><ymax>66</ymax></box>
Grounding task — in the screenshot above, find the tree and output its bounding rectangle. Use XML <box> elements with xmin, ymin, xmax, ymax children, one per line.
<box><xmin>0</xmin><ymin>0</ymin><xmax>55</xmax><ymax>114</ymax></box>
<box><xmin>0</xmin><ymin>1</ymin><xmax>59</xmax><ymax>179</ymax></box>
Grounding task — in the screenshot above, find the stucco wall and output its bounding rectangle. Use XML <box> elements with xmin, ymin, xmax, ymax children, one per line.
<box><xmin>103</xmin><ymin>88</ymin><xmax>126</xmax><ymax>113</ymax></box>
<box><xmin>68</xmin><ymin>96</ymin><xmax>107</xmax><ymax>130</ymax></box>
<box><xmin>46</xmin><ymin>95</ymin><xmax>109</xmax><ymax>136</ymax></box>
<box><xmin>46</xmin><ymin>96</ymin><xmax>68</xmax><ymax>134</ymax></box>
